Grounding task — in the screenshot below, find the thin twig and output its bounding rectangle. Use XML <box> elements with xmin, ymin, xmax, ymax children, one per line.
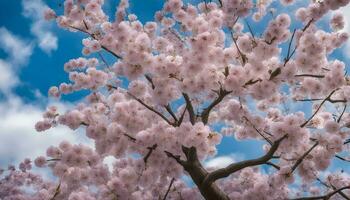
<box><xmin>123</xmin><ymin>133</ymin><xmax>137</xmax><ymax>142</ymax></box>
<box><xmin>177</xmin><ymin>107</ymin><xmax>187</xmax><ymax>126</ymax></box>
<box><xmin>165</xmin><ymin>104</ymin><xmax>178</xmax><ymax>124</ymax></box>
<box><xmin>243</xmin><ymin>116</ymin><xmax>272</xmax><ymax>145</ymax></box>
<box><xmin>284</xmin><ymin>19</ymin><xmax>313</xmax><ymax>66</ymax></box>
<box><xmin>294</xmin><ymin>74</ymin><xmax>325</xmax><ymax>78</ymax></box>
<box><xmin>290</xmin><ymin>185</ymin><xmax>350</xmax><ymax>200</ymax></box>
<box><xmin>337</xmin><ymin>104</ymin><xmax>347</xmax><ymax>123</ymax></box>
<box><xmin>290</xmin><ymin>142</ymin><xmax>318</xmax><ymax>173</ymax></box>
<box><xmin>265</xmin><ymin>162</ymin><xmax>280</xmax><ymax>170</ymax></box>
<box><xmin>145</xmin><ymin>74</ymin><xmax>155</xmax><ymax>89</ymax></box>
<box><xmin>295</xmin><ymin>98</ymin><xmax>346</xmax><ymax>103</ymax></box>
<box><xmin>284</xmin><ymin>28</ymin><xmax>296</xmax><ymax>66</ymax></box>
<box><xmin>300</xmin><ymin>89</ymin><xmax>339</xmax><ymax>128</ymax></box>
<box><xmin>127</xmin><ymin>92</ymin><xmax>173</xmax><ymax>126</ymax></box>
<box><xmin>244</xmin><ymin>19</ymin><xmax>256</xmax><ymax>43</ymax></box>
<box><xmin>67</xmin><ymin>25</ymin><xmax>122</xmax><ymax>59</ymax></box>
<box><xmin>335</xmin><ymin>155</ymin><xmax>350</xmax><ymax>162</ymax></box>
<box><xmin>230</xmin><ymin>30</ymin><xmax>247</xmax><ymax>65</ymax></box>
<box><xmin>49</xmin><ymin>181</ymin><xmax>61</xmax><ymax>200</ymax></box>
<box><xmin>162</xmin><ymin>178</ymin><xmax>176</xmax><ymax>200</ymax></box>
<box><xmin>143</xmin><ymin>144</ymin><xmax>158</xmax><ymax>164</ymax></box>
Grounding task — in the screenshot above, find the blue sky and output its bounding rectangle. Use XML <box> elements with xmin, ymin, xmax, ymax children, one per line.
<box><xmin>1</xmin><ymin>0</ymin><xmax>350</xmax><ymax>181</ymax></box>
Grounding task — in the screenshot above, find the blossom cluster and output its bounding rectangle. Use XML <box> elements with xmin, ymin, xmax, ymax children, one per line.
<box><xmin>3</xmin><ymin>0</ymin><xmax>350</xmax><ymax>199</ymax></box>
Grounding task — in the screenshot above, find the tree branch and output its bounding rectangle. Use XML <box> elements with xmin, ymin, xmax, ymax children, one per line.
<box><xmin>127</xmin><ymin>92</ymin><xmax>174</xmax><ymax>126</ymax></box>
<box><xmin>49</xmin><ymin>181</ymin><xmax>61</xmax><ymax>200</ymax></box>
<box><xmin>243</xmin><ymin>116</ymin><xmax>272</xmax><ymax>145</ymax></box>
<box><xmin>300</xmin><ymin>89</ymin><xmax>339</xmax><ymax>128</ymax></box>
<box><xmin>143</xmin><ymin>144</ymin><xmax>157</xmax><ymax>165</ymax></box>
<box><xmin>335</xmin><ymin>155</ymin><xmax>350</xmax><ymax>162</ymax></box>
<box><xmin>177</xmin><ymin>106</ymin><xmax>187</xmax><ymax>127</ymax></box>
<box><xmin>337</xmin><ymin>104</ymin><xmax>347</xmax><ymax>123</ymax></box>
<box><xmin>201</xmin><ymin>88</ymin><xmax>231</xmax><ymax>124</ymax></box>
<box><xmin>295</xmin><ymin>98</ymin><xmax>346</xmax><ymax>104</ymax></box>
<box><xmin>145</xmin><ymin>74</ymin><xmax>155</xmax><ymax>89</ymax></box>
<box><xmin>294</xmin><ymin>74</ymin><xmax>325</xmax><ymax>78</ymax></box>
<box><xmin>165</xmin><ymin>146</ymin><xmax>229</xmax><ymax>200</ymax></box>
<box><xmin>265</xmin><ymin>161</ymin><xmax>280</xmax><ymax>170</ymax></box>
<box><xmin>182</xmin><ymin>93</ymin><xmax>196</xmax><ymax>125</ymax></box>
<box><xmin>202</xmin><ymin>135</ymin><xmax>287</xmax><ymax>186</ymax></box>
<box><xmin>290</xmin><ymin>142</ymin><xmax>318</xmax><ymax>173</ymax></box>
<box><xmin>290</xmin><ymin>185</ymin><xmax>350</xmax><ymax>200</ymax></box>
<box><xmin>67</xmin><ymin>25</ymin><xmax>122</xmax><ymax>59</ymax></box>
<box><xmin>162</xmin><ymin>178</ymin><xmax>175</xmax><ymax>200</ymax></box>
<box><xmin>284</xmin><ymin>19</ymin><xmax>313</xmax><ymax>66</ymax></box>
<box><xmin>230</xmin><ymin>30</ymin><xmax>247</xmax><ymax>65</ymax></box>
<box><xmin>284</xmin><ymin>28</ymin><xmax>296</xmax><ymax>66</ymax></box>
<box><xmin>165</xmin><ymin>104</ymin><xmax>178</xmax><ymax>124</ymax></box>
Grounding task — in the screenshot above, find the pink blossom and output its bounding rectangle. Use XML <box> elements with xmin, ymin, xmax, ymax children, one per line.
<box><xmin>34</xmin><ymin>156</ymin><xmax>47</xmax><ymax>167</ymax></box>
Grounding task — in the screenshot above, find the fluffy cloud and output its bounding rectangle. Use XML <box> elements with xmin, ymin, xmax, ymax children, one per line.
<box><xmin>0</xmin><ymin>27</ymin><xmax>33</xmax><ymax>95</ymax></box>
<box><xmin>0</xmin><ymin>60</ymin><xmax>18</xmax><ymax>94</ymax></box>
<box><xmin>339</xmin><ymin>6</ymin><xmax>350</xmax><ymax>58</ymax></box>
<box><xmin>204</xmin><ymin>154</ymin><xmax>244</xmax><ymax>169</ymax></box>
<box><xmin>0</xmin><ymin>24</ymin><xmax>84</xmax><ymax>167</ymax></box>
<box><xmin>0</xmin><ymin>27</ymin><xmax>33</xmax><ymax>66</ymax></box>
<box><xmin>205</xmin><ymin>156</ymin><xmax>235</xmax><ymax>169</ymax></box>
<box><xmin>0</xmin><ymin>96</ymin><xmax>89</xmax><ymax>166</ymax></box>
<box><xmin>22</xmin><ymin>0</ymin><xmax>58</xmax><ymax>54</ymax></box>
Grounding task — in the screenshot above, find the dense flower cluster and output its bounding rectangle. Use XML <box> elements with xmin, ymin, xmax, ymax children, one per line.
<box><xmin>3</xmin><ymin>0</ymin><xmax>350</xmax><ymax>199</ymax></box>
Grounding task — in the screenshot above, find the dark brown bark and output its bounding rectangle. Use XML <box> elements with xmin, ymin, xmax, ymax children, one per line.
<box><xmin>165</xmin><ymin>146</ymin><xmax>230</xmax><ymax>200</ymax></box>
<box><xmin>201</xmin><ymin>135</ymin><xmax>287</xmax><ymax>186</ymax></box>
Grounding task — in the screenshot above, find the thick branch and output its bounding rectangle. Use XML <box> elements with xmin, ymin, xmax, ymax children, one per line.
<box><xmin>290</xmin><ymin>185</ymin><xmax>350</xmax><ymax>200</ymax></box>
<box><xmin>165</xmin><ymin>146</ymin><xmax>229</xmax><ymax>200</ymax></box>
<box><xmin>202</xmin><ymin>135</ymin><xmax>287</xmax><ymax>185</ymax></box>
<box><xmin>201</xmin><ymin>88</ymin><xmax>231</xmax><ymax>124</ymax></box>
<box><xmin>330</xmin><ymin>183</ymin><xmax>350</xmax><ymax>200</ymax></box>
<box><xmin>182</xmin><ymin>93</ymin><xmax>196</xmax><ymax>125</ymax></box>
<box><xmin>217</xmin><ymin>0</ymin><xmax>223</xmax><ymax>7</ymax></box>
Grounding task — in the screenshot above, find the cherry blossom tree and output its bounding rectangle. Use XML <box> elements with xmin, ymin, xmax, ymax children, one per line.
<box><xmin>3</xmin><ymin>0</ymin><xmax>350</xmax><ymax>199</ymax></box>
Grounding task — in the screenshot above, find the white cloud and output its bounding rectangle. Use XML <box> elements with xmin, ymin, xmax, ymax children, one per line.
<box><xmin>338</xmin><ymin>5</ymin><xmax>350</xmax><ymax>58</ymax></box>
<box><xmin>0</xmin><ymin>25</ymin><xmax>83</xmax><ymax>168</ymax></box>
<box><xmin>0</xmin><ymin>27</ymin><xmax>33</xmax><ymax>66</ymax></box>
<box><xmin>0</xmin><ymin>60</ymin><xmax>18</xmax><ymax>95</ymax></box>
<box><xmin>204</xmin><ymin>154</ymin><xmax>242</xmax><ymax>169</ymax></box>
<box><xmin>205</xmin><ymin>156</ymin><xmax>234</xmax><ymax>169</ymax></box>
<box><xmin>0</xmin><ymin>96</ymin><xmax>91</xmax><ymax>166</ymax></box>
<box><xmin>22</xmin><ymin>0</ymin><xmax>58</xmax><ymax>54</ymax></box>
<box><xmin>0</xmin><ymin>27</ymin><xmax>33</xmax><ymax>95</ymax></box>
